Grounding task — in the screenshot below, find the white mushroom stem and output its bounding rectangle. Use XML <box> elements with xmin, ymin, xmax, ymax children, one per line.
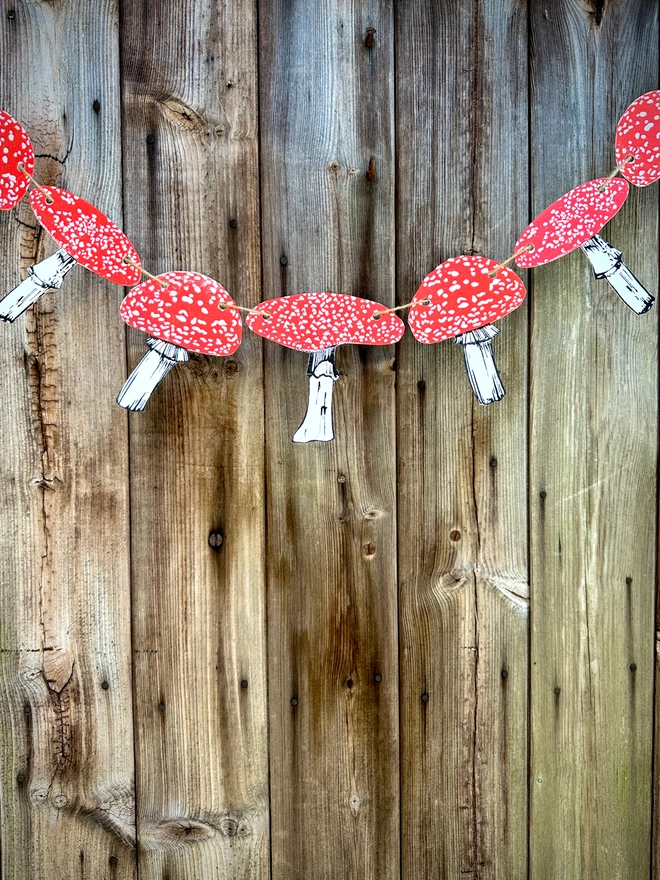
<box><xmin>455</xmin><ymin>325</ymin><xmax>505</xmax><ymax>405</ymax></box>
<box><xmin>0</xmin><ymin>248</ymin><xmax>76</xmax><ymax>322</ymax></box>
<box><xmin>116</xmin><ymin>336</ymin><xmax>189</xmax><ymax>412</ymax></box>
<box><xmin>293</xmin><ymin>348</ymin><xmax>339</xmax><ymax>443</ymax></box>
<box><xmin>581</xmin><ymin>234</ymin><xmax>654</xmax><ymax>315</ymax></box>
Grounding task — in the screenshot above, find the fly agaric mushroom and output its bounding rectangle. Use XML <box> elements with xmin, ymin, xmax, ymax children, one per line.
<box><xmin>408</xmin><ymin>255</ymin><xmax>526</xmax><ymax>405</ymax></box>
<box><xmin>246</xmin><ymin>292</ymin><xmax>405</xmax><ymax>443</ymax></box>
<box><xmin>117</xmin><ymin>271</ymin><xmax>242</xmax><ymax>411</ymax></box>
<box><xmin>615</xmin><ymin>90</ymin><xmax>660</xmax><ymax>187</ymax></box>
<box><xmin>515</xmin><ymin>177</ymin><xmax>653</xmax><ymax>314</ymax></box>
<box><xmin>0</xmin><ymin>110</ymin><xmax>34</xmax><ymax>209</ymax></box>
<box><xmin>0</xmin><ymin>186</ymin><xmax>141</xmax><ymax>321</ymax></box>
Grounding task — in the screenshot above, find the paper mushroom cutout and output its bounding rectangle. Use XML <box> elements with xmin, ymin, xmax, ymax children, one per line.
<box><xmin>408</xmin><ymin>256</ymin><xmax>526</xmax><ymax>405</ymax></box>
<box><xmin>118</xmin><ymin>271</ymin><xmax>242</xmax><ymax>411</ymax></box>
<box><xmin>515</xmin><ymin>177</ymin><xmax>653</xmax><ymax>314</ymax></box>
<box><xmin>615</xmin><ymin>90</ymin><xmax>660</xmax><ymax>187</ymax></box>
<box><xmin>247</xmin><ymin>292</ymin><xmax>405</xmax><ymax>443</ymax></box>
<box><xmin>0</xmin><ymin>186</ymin><xmax>141</xmax><ymax>321</ymax></box>
<box><xmin>0</xmin><ymin>110</ymin><xmax>34</xmax><ymax>210</ymax></box>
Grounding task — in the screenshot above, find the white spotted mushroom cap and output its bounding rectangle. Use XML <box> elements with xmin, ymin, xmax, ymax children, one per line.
<box><xmin>246</xmin><ymin>292</ymin><xmax>405</xmax><ymax>351</ymax></box>
<box><xmin>408</xmin><ymin>256</ymin><xmax>526</xmax><ymax>344</ymax></box>
<box><xmin>120</xmin><ymin>271</ymin><xmax>242</xmax><ymax>356</ymax></box>
<box><xmin>514</xmin><ymin>178</ymin><xmax>629</xmax><ymax>268</ymax></box>
<box><xmin>616</xmin><ymin>90</ymin><xmax>660</xmax><ymax>186</ymax></box>
<box><xmin>0</xmin><ymin>110</ymin><xmax>34</xmax><ymax>209</ymax></box>
<box><xmin>30</xmin><ymin>186</ymin><xmax>141</xmax><ymax>285</ymax></box>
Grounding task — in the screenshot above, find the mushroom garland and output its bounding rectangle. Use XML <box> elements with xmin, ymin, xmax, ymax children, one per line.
<box><xmin>0</xmin><ymin>92</ymin><xmax>659</xmax><ymax>438</ymax></box>
<box><xmin>408</xmin><ymin>257</ymin><xmax>526</xmax><ymax>404</ymax></box>
<box><xmin>118</xmin><ymin>271</ymin><xmax>242</xmax><ymax>411</ymax></box>
<box><xmin>514</xmin><ymin>177</ymin><xmax>653</xmax><ymax>314</ymax></box>
<box><xmin>0</xmin><ymin>110</ymin><xmax>33</xmax><ymax>210</ymax></box>
<box><xmin>247</xmin><ymin>293</ymin><xmax>405</xmax><ymax>442</ymax></box>
<box><xmin>0</xmin><ymin>186</ymin><xmax>141</xmax><ymax>321</ymax></box>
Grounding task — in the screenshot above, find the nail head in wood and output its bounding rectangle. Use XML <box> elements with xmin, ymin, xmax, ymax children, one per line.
<box><xmin>365</xmin><ymin>27</ymin><xmax>376</xmax><ymax>47</ymax></box>
<box><xmin>208</xmin><ymin>531</ymin><xmax>223</xmax><ymax>549</ymax></box>
<box><xmin>554</xmin><ymin>686</ymin><xmax>561</xmax><ymax>695</ymax></box>
<box><xmin>540</xmin><ymin>490</ymin><xmax>547</xmax><ymax>499</ymax></box>
<box><xmin>449</xmin><ymin>530</ymin><xmax>461</xmax><ymax>542</ymax></box>
<box><xmin>229</xmin><ymin>219</ymin><xmax>238</xmax><ymax>229</ymax></box>
<box><xmin>146</xmin><ymin>134</ymin><xmax>155</xmax><ymax>145</ymax></box>
<box><xmin>630</xmin><ymin>663</ymin><xmax>637</xmax><ymax>672</ymax></box>
<box><xmin>490</xmin><ymin>457</ymin><xmax>498</xmax><ymax>467</ymax></box>
<box><xmin>158</xmin><ymin>701</ymin><xmax>166</xmax><ymax>712</ymax></box>
<box><xmin>7</xmin><ymin>10</ymin><xmax>15</xmax><ymax>19</ymax></box>
<box><xmin>337</xmin><ymin>474</ymin><xmax>346</xmax><ymax>484</ymax></box>
<box><xmin>290</xmin><ymin>696</ymin><xmax>298</xmax><ymax>706</ymax></box>
<box><xmin>280</xmin><ymin>255</ymin><xmax>288</xmax><ymax>266</ymax></box>
<box><xmin>23</xmin><ymin>704</ymin><xmax>31</xmax><ymax>714</ymax></box>
<box><xmin>109</xmin><ymin>856</ymin><xmax>118</xmax><ymax>866</ymax></box>
<box><xmin>101</xmin><ymin>680</ymin><xmax>109</xmax><ymax>690</ymax></box>
<box><xmin>501</xmin><ymin>669</ymin><xmax>508</xmax><ymax>679</ymax></box>
<box><xmin>16</xmin><ymin>773</ymin><xmax>25</xmax><ymax>783</ymax></box>
<box><xmin>241</xmin><ymin>679</ymin><xmax>248</xmax><ymax>689</ymax></box>
<box><xmin>626</xmin><ymin>576</ymin><xmax>633</xmax><ymax>585</ymax></box>
<box><xmin>92</xmin><ymin>99</ymin><xmax>101</xmax><ymax>112</ymax></box>
<box><xmin>374</xmin><ymin>673</ymin><xmax>382</xmax><ymax>682</ymax></box>
<box><xmin>421</xmin><ymin>692</ymin><xmax>429</xmax><ymax>703</ymax></box>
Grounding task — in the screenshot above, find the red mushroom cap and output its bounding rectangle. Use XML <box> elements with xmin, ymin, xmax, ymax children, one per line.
<box><xmin>246</xmin><ymin>292</ymin><xmax>405</xmax><ymax>351</ymax></box>
<box><xmin>0</xmin><ymin>110</ymin><xmax>34</xmax><ymax>209</ymax></box>
<box><xmin>408</xmin><ymin>256</ymin><xmax>526</xmax><ymax>344</ymax></box>
<box><xmin>29</xmin><ymin>186</ymin><xmax>141</xmax><ymax>285</ymax></box>
<box><xmin>120</xmin><ymin>271</ymin><xmax>242</xmax><ymax>356</ymax></box>
<box><xmin>514</xmin><ymin>178</ymin><xmax>629</xmax><ymax>268</ymax></box>
<box><xmin>616</xmin><ymin>91</ymin><xmax>660</xmax><ymax>186</ymax></box>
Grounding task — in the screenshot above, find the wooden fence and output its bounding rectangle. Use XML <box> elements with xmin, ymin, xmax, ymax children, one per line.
<box><xmin>0</xmin><ymin>1</ymin><xmax>658</xmax><ymax>877</ymax></box>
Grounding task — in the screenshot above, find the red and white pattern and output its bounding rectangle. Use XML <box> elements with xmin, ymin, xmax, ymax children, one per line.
<box><xmin>246</xmin><ymin>292</ymin><xmax>405</xmax><ymax>351</ymax></box>
<box><xmin>515</xmin><ymin>178</ymin><xmax>629</xmax><ymax>268</ymax></box>
<box><xmin>30</xmin><ymin>186</ymin><xmax>141</xmax><ymax>285</ymax></box>
<box><xmin>120</xmin><ymin>271</ymin><xmax>242</xmax><ymax>356</ymax></box>
<box><xmin>408</xmin><ymin>256</ymin><xmax>526</xmax><ymax>344</ymax></box>
<box><xmin>0</xmin><ymin>110</ymin><xmax>33</xmax><ymax>209</ymax></box>
<box><xmin>616</xmin><ymin>91</ymin><xmax>660</xmax><ymax>187</ymax></box>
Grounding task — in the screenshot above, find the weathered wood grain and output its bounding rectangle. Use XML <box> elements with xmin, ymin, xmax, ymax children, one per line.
<box><xmin>529</xmin><ymin>3</ymin><xmax>658</xmax><ymax>878</ymax></box>
<box><xmin>259</xmin><ymin>1</ymin><xmax>399</xmax><ymax>878</ymax></box>
<box><xmin>119</xmin><ymin>0</ymin><xmax>268</xmax><ymax>877</ymax></box>
<box><xmin>0</xmin><ymin>1</ymin><xmax>136</xmax><ymax>877</ymax></box>
<box><xmin>396</xmin><ymin>2</ymin><xmax>529</xmax><ymax>878</ymax></box>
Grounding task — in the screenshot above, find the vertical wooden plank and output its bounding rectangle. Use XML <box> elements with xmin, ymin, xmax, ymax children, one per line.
<box><xmin>0</xmin><ymin>1</ymin><xmax>136</xmax><ymax>877</ymax></box>
<box><xmin>119</xmin><ymin>1</ymin><xmax>268</xmax><ymax>877</ymax></box>
<box><xmin>396</xmin><ymin>2</ymin><xmax>529</xmax><ymax>878</ymax></box>
<box><xmin>529</xmin><ymin>2</ymin><xmax>658</xmax><ymax>878</ymax></box>
<box><xmin>259</xmin><ymin>3</ymin><xmax>399</xmax><ymax>878</ymax></box>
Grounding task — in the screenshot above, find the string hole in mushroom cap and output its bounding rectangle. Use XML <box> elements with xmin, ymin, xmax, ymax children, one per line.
<box><xmin>261</xmin><ymin>311</ymin><xmax>271</xmax><ymax>320</ymax></box>
<box><xmin>421</xmin><ymin>298</ymin><xmax>430</xmax><ymax>306</ymax></box>
<box><xmin>372</xmin><ymin>311</ymin><xmax>381</xmax><ymax>320</ymax></box>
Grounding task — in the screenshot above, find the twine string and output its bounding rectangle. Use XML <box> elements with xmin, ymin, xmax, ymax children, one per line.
<box><xmin>488</xmin><ymin>244</ymin><xmax>534</xmax><ymax>277</ymax></box>
<box><xmin>219</xmin><ymin>301</ymin><xmax>270</xmax><ymax>318</ymax></box>
<box><xmin>372</xmin><ymin>299</ymin><xmax>429</xmax><ymax>319</ymax></box>
<box><xmin>597</xmin><ymin>154</ymin><xmax>635</xmax><ymax>193</ymax></box>
<box><xmin>17</xmin><ymin>162</ymin><xmax>53</xmax><ymax>204</ymax></box>
<box><xmin>122</xmin><ymin>257</ymin><xmax>169</xmax><ymax>288</ymax></box>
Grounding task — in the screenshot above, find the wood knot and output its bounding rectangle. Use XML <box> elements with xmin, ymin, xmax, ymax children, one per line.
<box><xmin>220</xmin><ymin>816</ymin><xmax>251</xmax><ymax>837</ymax></box>
<box><xmin>362</xmin><ymin>542</ymin><xmax>376</xmax><ymax>558</ymax></box>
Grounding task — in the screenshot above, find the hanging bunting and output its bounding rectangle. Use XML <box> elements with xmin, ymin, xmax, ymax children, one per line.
<box><xmin>514</xmin><ymin>178</ymin><xmax>652</xmax><ymax>314</ymax></box>
<box><xmin>408</xmin><ymin>256</ymin><xmax>526</xmax><ymax>405</ymax></box>
<box><xmin>118</xmin><ymin>271</ymin><xmax>242</xmax><ymax>411</ymax></box>
<box><xmin>616</xmin><ymin>90</ymin><xmax>660</xmax><ymax>187</ymax></box>
<box><xmin>247</xmin><ymin>292</ymin><xmax>404</xmax><ymax>442</ymax></box>
<box><xmin>0</xmin><ymin>110</ymin><xmax>33</xmax><ymax>210</ymax></box>
<box><xmin>0</xmin><ymin>91</ymin><xmax>657</xmax><ymax>442</ymax></box>
<box><xmin>0</xmin><ymin>186</ymin><xmax>141</xmax><ymax>322</ymax></box>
